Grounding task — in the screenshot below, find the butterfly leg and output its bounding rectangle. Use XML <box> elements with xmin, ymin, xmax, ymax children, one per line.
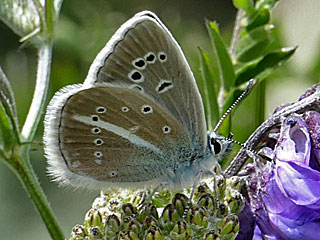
<box><xmin>182</xmin><ymin>170</ymin><xmax>203</xmax><ymax>219</ymax></box>
<box><xmin>204</xmin><ymin>165</ymin><xmax>225</xmax><ymax>222</ymax></box>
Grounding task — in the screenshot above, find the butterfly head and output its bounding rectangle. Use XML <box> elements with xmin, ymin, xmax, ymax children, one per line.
<box><xmin>207</xmin><ymin>132</ymin><xmax>233</xmax><ymax>161</ymax></box>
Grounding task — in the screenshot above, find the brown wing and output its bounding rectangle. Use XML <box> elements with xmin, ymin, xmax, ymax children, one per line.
<box><xmin>57</xmin><ymin>87</ymin><xmax>192</xmax><ymax>183</ymax></box>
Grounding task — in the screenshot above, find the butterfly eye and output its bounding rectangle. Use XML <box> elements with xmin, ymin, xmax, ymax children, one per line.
<box><xmin>210</xmin><ymin>137</ymin><xmax>221</xmax><ymax>154</ymax></box>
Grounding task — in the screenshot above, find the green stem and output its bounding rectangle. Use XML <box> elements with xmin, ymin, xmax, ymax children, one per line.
<box><xmin>8</xmin><ymin>146</ymin><xmax>64</xmax><ymax>240</ymax></box>
<box><xmin>229</xmin><ymin>9</ymin><xmax>244</xmax><ymax>62</ymax></box>
<box><xmin>21</xmin><ymin>43</ymin><xmax>52</xmax><ymax>141</ymax></box>
<box><xmin>254</xmin><ymin>80</ymin><xmax>265</xmax><ymax>129</ymax></box>
<box><xmin>18</xmin><ymin>41</ymin><xmax>64</xmax><ymax>239</ymax></box>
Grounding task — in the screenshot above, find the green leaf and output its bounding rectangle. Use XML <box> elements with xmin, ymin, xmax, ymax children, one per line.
<box><xmin>0</xmin><ymin>0</ymin><xmax>63</xmax><ymax>43</ymax></box>
<box><xmin>0</xmin><ymin>67</ymin><xmax>19</xmax><ymax>154</ymax></box>
<box><xmin>255</xmin><ymin>0</ymin><xmax>280</xmax><ymax>10</ymax></box>
<box><xmin>246</xmin><ymin>7</ymin><xmax>270</xmax><ymax>32</ymax></box>
<box><xmin>235</xmin><ymin>25</ymin><xmax>273</xmax><ymax>63</ymax></box>
<box><xmin>235</xmin><ymin>46</ymin><xmax>297</xmax><ymax>86</ymax></box>
<box><xmin>0</xmin><ymin>103</ymin><xmax>15</xmax><ymax>155</ymax></box>
<box><xmin>233</xmin><ymin>0</ymin><xmax>255</xmax><ymax>15</ymax></box>
<box><xmin>198</xmin><ymin>48</ymin><xmax>219</xmax><ymax>130</ymax></box>
<box><xmin>206</xmin><ymin>21</ymin><xmax>235</xmax><ymax>91</ymax></box>
<box><xmin>0</xmin><ymin>0</ymin><xmax>40</xmax><ymax>41</ymax></box>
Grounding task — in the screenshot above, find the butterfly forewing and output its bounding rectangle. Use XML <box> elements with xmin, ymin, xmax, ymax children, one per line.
<box><xmin>58</xmin><ymin>87</ymin><xmax>192</xmax><ymax>183</ymax></box>
<box><xmin>86</xmin><ymin>11</ymin><xmax>207</xmax><ymax>151</ymax></box>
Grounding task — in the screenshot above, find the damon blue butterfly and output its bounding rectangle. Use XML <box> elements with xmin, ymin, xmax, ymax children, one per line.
<box><xmin>43</xmin><ymin>11</ymin><xmax>232</xmax><ymax>190</ymax></box>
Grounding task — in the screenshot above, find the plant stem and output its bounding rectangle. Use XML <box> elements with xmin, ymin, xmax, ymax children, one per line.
<box><xmin>18</xmin><ymin>41</ymin><xmax>64</xmax><ymax>238</ymax></box>
<box><xmin>254</xmin><ymin>80</ymin><xmax>265</xmax><ymax>128</ymax></box>
<box><xmin>8</xmin><ymin>146</ymin><xmax>64</xmax><ymax>240</ymax></box>
<box><xmin>21</xmin><ymin>43</ymin><xmax>52</xmax><ymax>141</ymax></box>
<box><xmin>229</xmin><ymin>9</ymin><xmax>243</xmax><ymax>61</ymax></box>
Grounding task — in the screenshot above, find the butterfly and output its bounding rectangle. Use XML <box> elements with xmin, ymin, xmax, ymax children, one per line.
<box><xmin>43</xmin><ymin>11</ymin><xmax>233</xmax><ymax>191</ymax></box>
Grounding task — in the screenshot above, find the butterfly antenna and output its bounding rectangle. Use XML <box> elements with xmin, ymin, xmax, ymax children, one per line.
<box><xmin>227</xmin><ymin>133</ymin><xmax>272</xmax><ymax>162</ymax></box>
<box><xmin>213</xmin><ymin>79</ymin><xmax>257</xmax><ymax>133</ymax></box>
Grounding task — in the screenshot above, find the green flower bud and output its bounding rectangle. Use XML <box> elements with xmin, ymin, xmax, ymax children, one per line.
<box><xmin>84</xmin><ymin>209</ymin><xmax>102</xmax><ymax>228</ymax></box>
<box><xmin>217</xmin><ymin>176</ymin><xmax>227</xmax><ymax>201</ymax></box>
<box><xmin>88</xmin><ymin>227</ymin><xmax>102</xmax><ymax>239</ymax></box>
<box><xmin>105</xmin><ymin>214</ymin><xmax>121</xmax><ymax>237</ymax></box>
<box><xmin>216</xmin><ymin>202</ymin><xmax>227</xmax><ymax>218</ymax></box>
<box><xmin>70</xmin><ymin>224</ymin><xmax>87</xmax><ymax>239</ymax></box>
<box><xmin>118</xmin><ymin>229</ymin><xmax>140</xmax><ymax>240</ymax></box>
<box><xmin>122</xmin><ymin>217</ymin><xmax>142</xmax><ymax>236</ymax></box>
<box><xmin>198</xmin><ymin>193</ymin><xmax>216</xmax><ymax>215</ymax></box>
<box><xmin>194</xmin><ymin>182</ymin><xmax>212</xmax><ymax>200</ymax></box>
<box><xmin>225</xmin><ymin>192</ymin><xmax>245</xmax><ymax>215</ymax></box>
<box><xmin>218</xmin><ymin>214</ymin><xmax>239</xmax><ymax>239</ymax></box>
<box><xmin>69</xmin><ymin>176</ymin><xmax>244</xmax><ymax>240</ymax></box>
<box><xmin>172</xmin><ymin>193</ymin><xmax>188</xmax><ymax>217</ymax></box>
<box><xmin>145</xmin><ymin>226</ymin><xmax>164</xmax><ymax>240</ymax></box>
<box><xmin>204</xmin><ymin>230</ymin><xmax>220</xmax><ymax>240</ymax></box>
<box><xmin>161</xmin><ymin>203</ymin><xmax>180</xmax><ymax>222</ymax></box>
<box><xmin>121</xmin><ymin>203</ymin><xmax>137</xmax><ymax>218</ymax></box>
<box><xmin>139</xmin><ymin>203</ymin><xmax>159</xmax><ymax>222</ymax></box>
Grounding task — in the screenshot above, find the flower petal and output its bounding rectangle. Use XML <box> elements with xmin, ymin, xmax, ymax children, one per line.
<box><xmin>276</xmin><ymin>161</ymin><xmax>320</xmax><ymax>208</ymax></box>
<box><xmin>275</xmin><ymin>115</ymin><xmax>311</xmax><ymax>165</ymax></box>
<box><xmin>304</xmin><ymin>111</ymin><xmax>320</xmax><ymax>167</ymax></box>
<box><xmin>269</xmin><ymin>213</ymin><xmax>320</xmax><ymax>240</ymax></box>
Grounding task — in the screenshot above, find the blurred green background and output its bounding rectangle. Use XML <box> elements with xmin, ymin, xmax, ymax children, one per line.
<box><xmin>0</xmin><ymin>0</ymin><xmax>319</xmax><ymax>239</ymax></box>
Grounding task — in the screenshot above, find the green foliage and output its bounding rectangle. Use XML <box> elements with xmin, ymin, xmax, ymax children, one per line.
<box><xmin>198</xmin><ymin>0</ymin><xmax>295</xmax><ymax>138</ymax></box>
<box><xmin>198</xmin><ymin>48</ymin><xmax>219</xmax><ymax>130</ymax></box>
<box><xmin>0</xmin><ymin>67</ymin><xmax>19</xmax><ymax>157</ymax></box>
<box><xmin>70</xmin><ymin>177</ymin><xmax>245</xmax><ymax>240</ymax></box>
<box><xmin>232</xmin><ymin>0</ymin><xmax>254</xmax><ymax>15</ymax></box>
<box><xmin>235</xmin><ymin>47</ymin><xmax>297</xmax><ymax>86</ymax></box>
<box><xmin>0</xmin><ymin>0</ymin><xmax>62</xmax><ymax>44</ymax></box>
<box><xmin>206</xmin><ymin>21</ymin><xmax>235</xmax><ymax>92</ymax></box>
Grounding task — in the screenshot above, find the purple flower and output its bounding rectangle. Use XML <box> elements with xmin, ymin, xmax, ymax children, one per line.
<box><xmin>235</xmin><ymin>88</ymin><xmax>320</xmax><ymax>240</ymax></box>
<box><xmin>245</xmin><ymin>112</ymin><xmax>320</xmax><ymax>240</ymax></box>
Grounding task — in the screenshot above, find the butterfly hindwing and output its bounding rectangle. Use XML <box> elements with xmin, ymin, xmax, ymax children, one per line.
<box><xmin>45</xmin><ymin>86</ymin><xmax>195</xmax><ymax>188</ymax></box>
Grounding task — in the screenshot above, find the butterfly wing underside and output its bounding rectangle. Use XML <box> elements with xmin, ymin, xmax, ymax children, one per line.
<box><xmin>85</xmin><ymin>11</ymin><xmax>207</xmax><ymax>151</ymax></box>
<box><xmin>46</xmin><ymin>86</ymin><xmax>193</xmax><ymax>188</ymax></box>
<box><xmin>44</xmin><ymin>11</ymin><xmax>209</xmax><ymax>190</ymax></box>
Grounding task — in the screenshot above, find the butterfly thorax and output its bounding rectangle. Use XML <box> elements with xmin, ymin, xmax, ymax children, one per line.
<box><xmin>162</xmin><ymin>132</ymin><xmax>232</xmax><ymax>189</ymax></box>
